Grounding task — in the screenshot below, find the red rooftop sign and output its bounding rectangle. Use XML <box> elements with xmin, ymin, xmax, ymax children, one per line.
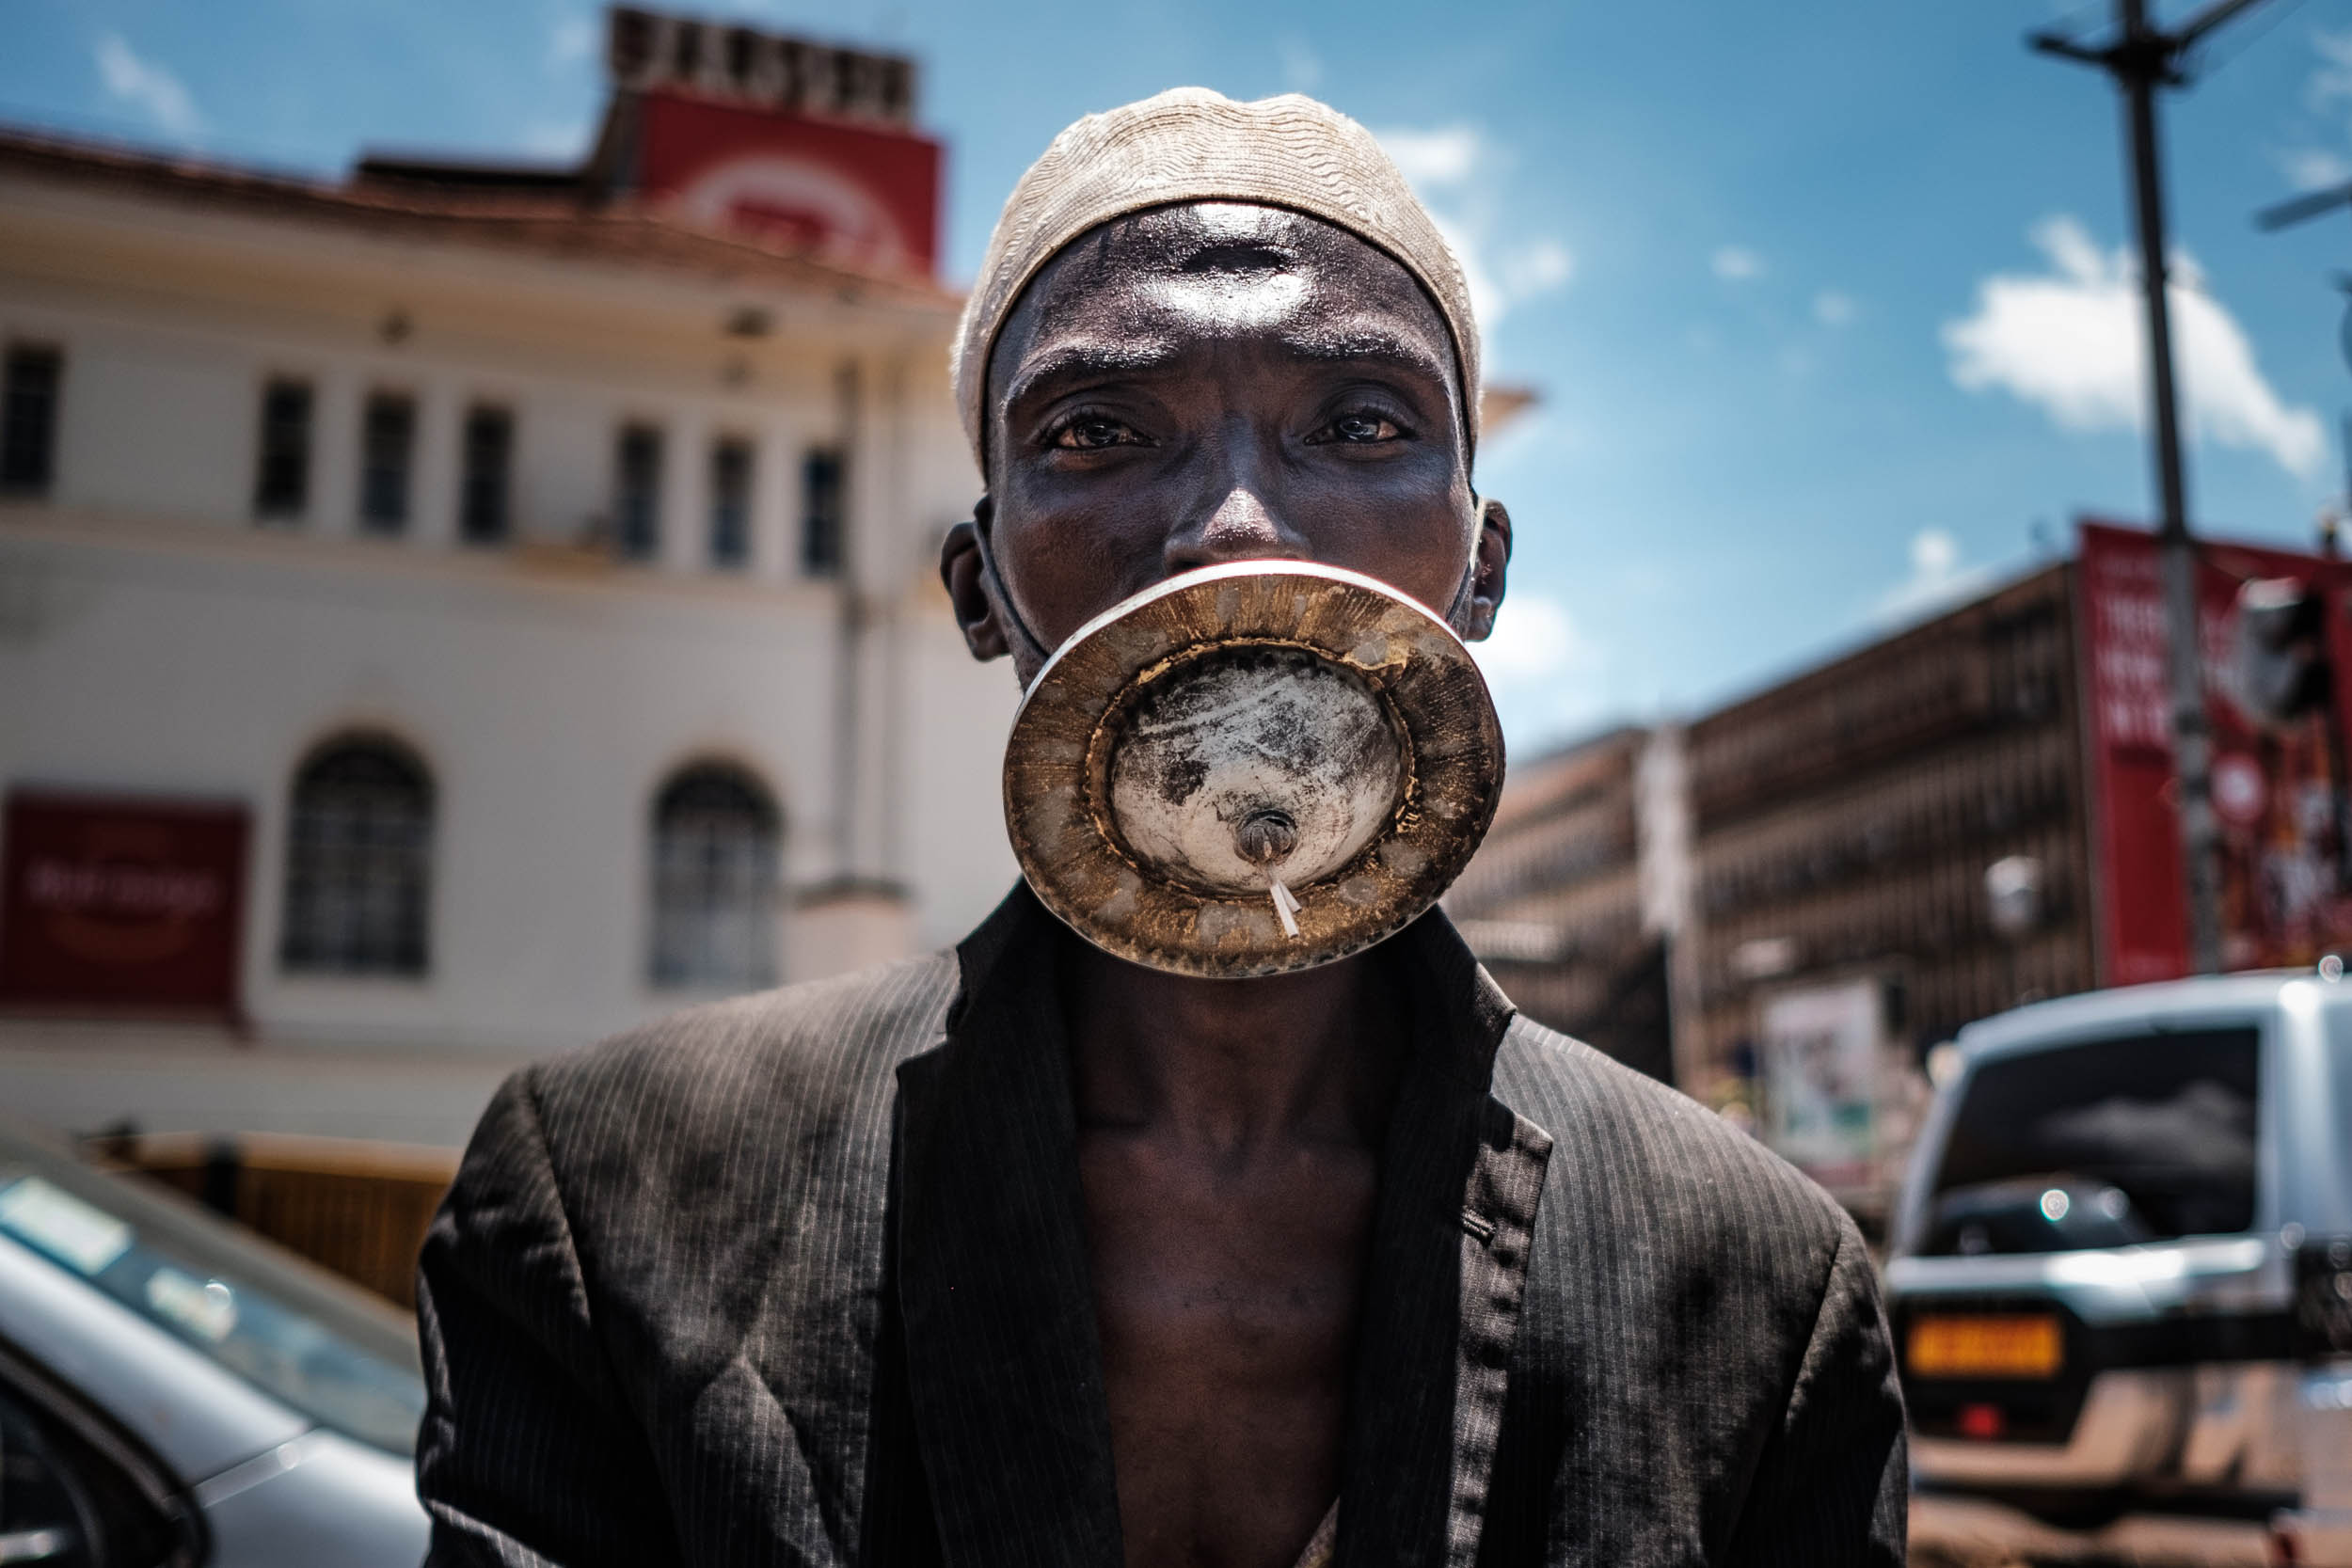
<box><xmin>608</xmin><ymin>8</ymin><xmax>941</xmax><ymax>276</ymax></box>
<box><xmin>0</xmin><ymin>791</ymin><xmax>248</xmax><ymax>1020</ymax></box>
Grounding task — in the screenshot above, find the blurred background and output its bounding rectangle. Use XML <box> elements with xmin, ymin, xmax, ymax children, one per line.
<box><xmin>2</xmin><ymin>2</ymin><xmax>2351</xmax><ymax>1562</ymax></box>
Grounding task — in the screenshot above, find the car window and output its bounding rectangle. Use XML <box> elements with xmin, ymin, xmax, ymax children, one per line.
<box><xmin>0</xmin><ymin>1165</ymin><xmax>424</xmax><ymax>1456</ymax></box>
<box><xmin>0</xmin><ymin>1375</ymin><xmax>184</xmax><ymax>1568</ymax></box>
<box><xmin>1926</xmin><ymin>1027</ymin><xmax>2259</xmax><ymax>1253</ymax></box>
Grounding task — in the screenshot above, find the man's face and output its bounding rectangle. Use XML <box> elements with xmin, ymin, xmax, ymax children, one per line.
<box><xmin>943</xmin><ymin>201</ymin><xmax>1509</xmax><ymax>680</ymax></box>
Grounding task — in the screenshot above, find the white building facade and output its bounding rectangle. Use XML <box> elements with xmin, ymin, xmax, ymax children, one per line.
<box><xmin>0</xmin><ymin>98</ymin><xmax>1020</xmax><ymax>1145</ymax></box>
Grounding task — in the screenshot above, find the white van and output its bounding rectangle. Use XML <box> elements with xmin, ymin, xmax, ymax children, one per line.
<box><xmin>1883</xmin><ymin>969</ymin><xmax>2352</xmax><ymax>1549</ymax></box>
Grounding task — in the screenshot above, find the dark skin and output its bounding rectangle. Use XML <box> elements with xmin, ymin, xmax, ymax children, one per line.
<box><xmin>939</xmin><ymin>200</ymin><xmax>1512</xmax><ymax>1568</ymax></box>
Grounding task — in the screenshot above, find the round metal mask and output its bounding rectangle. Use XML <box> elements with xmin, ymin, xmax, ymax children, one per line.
<box><xmin>1002</xmin><ymin>561</ymin><xmax>1506</xmax><ymax>978</ymax></box>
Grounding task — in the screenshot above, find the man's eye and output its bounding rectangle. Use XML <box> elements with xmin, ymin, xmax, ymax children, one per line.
<box><xmin>1050</xmin><ymin>417</ymin><xmax>1140</xmax><ymax>451</ymax></box>
<box><xmin>1317</xmin><ymin>411</ymin><xmax>1404</xmax><ymax>445</ymax></box>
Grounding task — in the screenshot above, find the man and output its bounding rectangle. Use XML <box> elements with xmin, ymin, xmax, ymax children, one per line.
<box><xmin>417</xmin><ymin>88</ymin><xmax>1906</xmax><ymax>1567</ymax></box>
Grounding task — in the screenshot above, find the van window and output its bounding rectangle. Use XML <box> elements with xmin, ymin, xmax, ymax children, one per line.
<box><xmin>1927</xmin><ymin>1027</ymin><xmax>2258</xmax><ymax>1252</ymax></box>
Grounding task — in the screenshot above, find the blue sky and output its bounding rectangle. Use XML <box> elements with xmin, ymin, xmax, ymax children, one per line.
<box><xmin>7</xmin><ymin>0</ymin><xmax>2351</xmax><ymax>752</ymax></box>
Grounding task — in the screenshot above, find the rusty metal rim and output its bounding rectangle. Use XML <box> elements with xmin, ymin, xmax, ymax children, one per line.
<box><xmin>1003</xmin><ymin>561</ymin><xmax>1504</xmax><ymax>979</ymax></box>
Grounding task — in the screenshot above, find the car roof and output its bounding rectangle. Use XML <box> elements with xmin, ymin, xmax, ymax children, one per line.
<box><xmin>1954</xmin><ymin>970</ymin><xmax>2343</xmax><ymax>1061</ymax></box>
<box><xmin>0</xmin><ymin>1116</ymin><xmax>420</xmax><ymax>1369</ymax></box>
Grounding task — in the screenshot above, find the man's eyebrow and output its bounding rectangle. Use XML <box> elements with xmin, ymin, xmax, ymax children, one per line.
<box><xmin>996</xmin><ymin>325</ymin><xmax>1455</xmax><ymax>417</ymax></box>
<box><xmin>1000</xmin><ymin>340</ymin><xmax>1179</xmax><ymax>411</ymax></box>
<box><xmin>1274</xmin><ymin>325</ymin><xmax>1454</xmax><ymax>388</ymax></box>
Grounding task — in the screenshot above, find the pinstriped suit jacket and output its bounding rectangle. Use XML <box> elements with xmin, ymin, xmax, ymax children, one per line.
<box><xmin>416</xmin><ymin>886</ymin><xmax>1906</xmax><ymax>1567</ymax></box>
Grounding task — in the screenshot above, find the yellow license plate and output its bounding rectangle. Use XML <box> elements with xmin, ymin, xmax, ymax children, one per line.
<box><xmin>1907</xmin><ymin>1314</ymin><xmax>2063</xmax><ymax>1379</ymax></box>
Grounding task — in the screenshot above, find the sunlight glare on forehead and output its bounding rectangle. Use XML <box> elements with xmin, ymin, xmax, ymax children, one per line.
<box><xmin>1145</xmin><ymin>269</ymin><xmax>1311</xmax><ymax>331</ymax></box>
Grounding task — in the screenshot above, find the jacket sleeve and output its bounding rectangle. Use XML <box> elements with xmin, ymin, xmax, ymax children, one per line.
<box><xmin>415</xmin><ymin>1070</ymin><xmax>681</xmax><ymax>1568</ymax></box>
<box><xmin>1724</xmin><ymin>1213</ymin><xmax>1910</xmax><ymax>1566</ymax></box>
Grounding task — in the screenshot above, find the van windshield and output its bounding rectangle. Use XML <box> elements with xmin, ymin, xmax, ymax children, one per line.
<box><xmin>1925</xmin><ymin>1026</ymin><xmax>2259</xmax><ymax>1255</ymax></box>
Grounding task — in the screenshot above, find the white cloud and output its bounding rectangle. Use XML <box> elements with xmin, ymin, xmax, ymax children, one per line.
<box><xmin>1377</xmin><ymin>125</ymin><xmax>1484</xmax><ymax>188</ymax></box>
<box><xmin>1374</xmin><ymin>125</ymin><xmax>1574</xmax><ymax>347</ymax></box>
<box><xmin>1472</xmin><ymin>593</ymin><xmax>1586</xmax><ymax>684</ymax></box>
<box><xmin>520</xmin><ymin>119</ymin><xmax>592</xmax><ymax>158</ymax></box>
<box><xmin>548</xmin><ymin>12</ymin><xmax>597</xmax><ymax>69</ymax></box>
<box><xmin>95</xmin><ymin>33</ymin><xmax>202</xmax><ymax>142</ymax></box>
<box><xmin>2280</xmin><ymin>147</ymin><xmax>2352</xmax><ymax>191</ymax></box>
<box><xmin>1944</xmin><ymin>214</ymin><xmax>2327</xmax><ymax>481</ymax></box>
<box><xmin>1502</xmin><ymin>238</ymin><xmax>1576</xmax><ymax>296</ymax></box>
<box><xmin>1276</xmin><ymin>36</ymin><xmax>1324</xmax><ymax>94</ymax></box>
<box><xmin>2310</xmin><ymin>29</ymin><xmax>2352</xmax><ymax>111</ymax></box>
<box><xmin>1470</xmin><ymin>592</ymin><xmax>1613</xmax><ymax>744</ymax></box>
<box><xmin>1813</xmin><ymin>289</ymin><xmax>1857</xmax><ymax>326</ymax></box>
<box><xmin>1711</xmin><ymin>245</ymin><xmax>1763</xmax><ymax>282</ymax></box>
<box><xmin>1874</xmin><ymin>528</ymin><xmax>1994</xmax><ymax>625</ymax></box>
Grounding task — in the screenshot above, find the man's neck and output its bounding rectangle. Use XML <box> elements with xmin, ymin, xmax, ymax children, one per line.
<box><xmin>1061</xmin><ymin>942</ymin><xmax>1407</xmax><ymax>1157</ymax></box>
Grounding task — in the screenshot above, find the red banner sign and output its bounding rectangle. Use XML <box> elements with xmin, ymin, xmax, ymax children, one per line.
<box><xmin>2079</xmin><ymin>520</ymin><xmax>2352</xmax><ymax>983</ymax></box>
<box><xmin>0</xmin><ymin>791</ymin><xmax>248</xmax><ymax>1019</ymax></box>
<box><xmin>634</xmin><ymin>88</ymin><xmax>941</xmax><ymax>276</ymax></box>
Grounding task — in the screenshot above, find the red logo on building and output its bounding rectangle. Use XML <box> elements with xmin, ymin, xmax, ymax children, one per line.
<box><xmin>0</xmin><ymin>791</ymin><xmax>248</xmax><ymax>1019</ymax></box>
<box><xmin>606</xmin><ymin>8</ymin><xmax>942</xmax><ymax>276</ymax></box>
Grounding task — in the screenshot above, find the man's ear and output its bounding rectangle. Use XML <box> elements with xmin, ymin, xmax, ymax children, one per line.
<box><xmin>939</xmin><ymin>503</ymin><xmax>1010</xmax><ymax>662</ymax></box>
<box><xmin>1461</xmin><ymin>497</ymin><xmax>1513</xmax><ymax>642</ymax></box>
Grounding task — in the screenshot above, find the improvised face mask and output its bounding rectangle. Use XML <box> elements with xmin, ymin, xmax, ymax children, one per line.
<box><xmin>1002</xmin><ymin>561</ymin><xmax>1505</xmax><ymax>977</ymax></box>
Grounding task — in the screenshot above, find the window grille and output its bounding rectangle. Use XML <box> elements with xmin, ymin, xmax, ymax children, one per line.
<box><xmin>709</xmin><ymin>437</ymin><xmax>753</xmax><ymax>569</ymax></box>
<box><xmin>802</xmin><ymin>449</ymin><xmax>844</xmax><ymax>578</ymax></box>
<box><xmin>650</xmin><ymin>763</ymin><xmax>780</xmax><ymax>990</ymax></box>
<box><xmin>1</xmin><ymin>344</ymin><xmax>61</xmax><ymax>497</ymax></box>
<box><xmin>613</xmin><ymin>423</ymin><xmax>662</xmax><ymax>561</ymax></box>
<box><xmin>253</xmin><ymin>378</ymin><xmax>313</xmax><ymax>520</ymax></box>
<box><xmin>459</xmin><ymin>404</ymin><xmax>512</xmax><ymax>545</ymax></box>
<box><xmin>358</xmin><ymin>392</ymin><xmax>416</xmax><ymax>533</ymax></box>
<box><xmin>280</xmin><ymin>736</ymin><xmax>434</xmax><ymax>976</ymax></box>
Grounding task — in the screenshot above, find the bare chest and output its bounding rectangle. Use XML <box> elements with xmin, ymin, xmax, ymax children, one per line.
<box><xmin>1078</xmin><ymin>1133</ymin><xmax>1375</xmax><ymax>1568</ymax></box>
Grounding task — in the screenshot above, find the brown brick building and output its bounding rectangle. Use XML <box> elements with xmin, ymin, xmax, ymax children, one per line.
<box><xmin>1451</xmin><ymin>562</ymin><xmax>2101</xmax><ymax>1218</ymax></box>
<box><xmin>1684</xmin><ymin>562</ymin><xmax>2095</xmax><ymax>1096</ymax></box>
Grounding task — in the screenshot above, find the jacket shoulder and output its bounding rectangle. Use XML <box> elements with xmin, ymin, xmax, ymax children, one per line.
<box><xmin>492</xmin><ymin>951</ymin><xmax>959</xmax><ymax>1245</ymax></box>
<box><xmin>525</xmin><ymin>951</ymin><xmax>955</xmax><ymax>1133</ymax></box>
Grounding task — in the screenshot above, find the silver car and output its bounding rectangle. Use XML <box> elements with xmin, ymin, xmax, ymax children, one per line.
<box><xmin>1884</xmin><ymin>969</ymin><xmax>2352</xmax><ymax>1540</ymax></box>
<box><xmin>0</xmin><ymin>1119</ymin><xmax>428</xmax><ymax>1566</ymax></box>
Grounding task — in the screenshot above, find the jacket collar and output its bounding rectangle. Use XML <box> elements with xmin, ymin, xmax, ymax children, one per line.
<box><xmin>893</xmin><ymin>884</ymin><xmax>1550</xmax><ymax>1568</ymax></box>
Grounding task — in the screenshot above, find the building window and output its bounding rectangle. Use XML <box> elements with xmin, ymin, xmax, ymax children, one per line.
<box><xmin>459</xmin><ymin>404</ymin><xmax>512</xmax><ymax>545</ymax></box>
<box><xmin>280</xmin><ymin>736</ymin><xmax>434</xmax><ymax>977</ymax></box>
<box><xmin>358</xmin><ymin>391</ymin><xmax>416</xmax><ymax>534</ymax></box>
<box><xmin>613</xmin><ymin>423</ymin><xmax>662</xmax><ymax>562</ymax></box>
<box><xmin>802</xmin><ymin>448</ymin><xmax>844</xmax><ymax>578</ymax></box>
<box><xmin>252</xmin><ymin>378</ymin><xmax>313</xmax><ymax>521</ymax></box>
<box><xmin>709</xmin><ymin>437</ymin><xmax>753</xmax><ymax>569</ymax></box>
<box><xmin>1</xmin><ymin>344</ymin><xmax>62</xmax><ymax>497</ymax></box>
<box><xmin>650</xmin><ymin>763</ymin><xmax>780</xmax><ymax>990</ymax></box>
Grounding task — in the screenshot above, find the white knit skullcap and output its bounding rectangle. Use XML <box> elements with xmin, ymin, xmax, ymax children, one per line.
<box><xmin>951</xmin><ymin>87</ymin><xmax>1482</xmax><ymax>469</ymax></box>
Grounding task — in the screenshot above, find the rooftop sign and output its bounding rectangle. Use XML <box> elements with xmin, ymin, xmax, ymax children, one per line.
<box><xmin>608</xmin><ymin>8</ymin><xmax>917</xmax><ymax>128</ymax></box>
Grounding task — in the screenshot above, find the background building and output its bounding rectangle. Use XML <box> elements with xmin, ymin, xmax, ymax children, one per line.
<box><xmin>1460</xmin><ymin>522</ymin><xmax>2352</xmax><ymax>1225</ymax></box>
<box><xmin>0</xmin><ymin>12</ymin><xmax>1016</xmax><ymax>1148</ymax></box>
<box><xmin>1444</xmin><ymin>725</ymin><xmax>1679</xmax><ymax>1085</ymax></box>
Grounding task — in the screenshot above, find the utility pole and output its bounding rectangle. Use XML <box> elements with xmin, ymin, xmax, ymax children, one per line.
<box><xmin>2031</xmin><ymin>0</ymin><xmax>2273</xmax><ymax>975</ymax></box>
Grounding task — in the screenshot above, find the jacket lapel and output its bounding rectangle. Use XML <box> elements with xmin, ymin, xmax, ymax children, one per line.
<box><xmin>1337</xmin><ymin>912</ymin><xmax>1554</xmax><ymax>1568</ymax></box>
<box><xmin>892</xmin><ymin>890</ymin><xmax>1124</xmax><ymax>1567</ymax></box>
<box><xmin>890</xmin><ymin>890</ymin><xmax>1551</xmax><ymax>1568</ymax></box>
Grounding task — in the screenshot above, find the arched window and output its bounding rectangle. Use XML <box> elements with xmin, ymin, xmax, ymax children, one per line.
<box><xmin>279</xmin><ymin>736</ymin><xmax>433</xmax><ymax>976</ymax></box>
<box><xmin>650</xmin><ymin>762</ymin><xmax>781</xmax><ymax>990</ymax></box>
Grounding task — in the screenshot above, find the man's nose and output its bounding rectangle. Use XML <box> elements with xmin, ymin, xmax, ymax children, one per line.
<box><xmin>1160</xmin><ymin>429</ymin><xmax>1311</xmax><ymax>575</ymax></box>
